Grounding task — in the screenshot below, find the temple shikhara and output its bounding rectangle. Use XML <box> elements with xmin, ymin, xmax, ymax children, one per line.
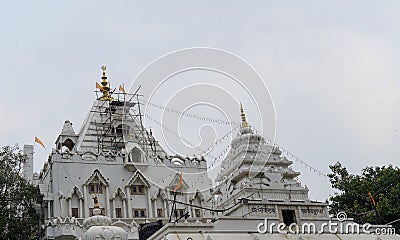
<box><xmin>24</xmin><ymin>67</ymin><xmax>396</xmax><ymax>240</ymax></box>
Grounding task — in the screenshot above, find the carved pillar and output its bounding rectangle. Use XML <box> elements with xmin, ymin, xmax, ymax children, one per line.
<box><xmin>105</xmin><ymin>185</ymin><xmax>110</xmax><ymax>217</ymax></box>
<box><xmin>47</xmin><ymin>201</ymin><xmax>51</xmax><ymax>219</ymax></box>
<box><xmin>153</xmin><ymin>200</ymin><xmax>157</xmax><ymax>218</ymax></box>
<box><xmin>59</xmin><ymin>198</ymin><xmax>64</xmax><ymax>217</ymax></box>
<box><xmin>112</xmin><ymin>198</ymin><xmax>116</xmax><ymax>218</ymax></box>
<box><xmin>147</xmin><ymin>188</ymin><xmax>153</xmax><ymax>218</ymax></box>
<box><xmin>184</xmin><ymin>193</ymin><xmax>189</xmax><ymax>213</ymax></box>
<box><xmin>163</xmin><ymin>199</ymin><xmax>168</xmax><ymax>216</ymax></box>
<box><xmin>79</xmin><ymin>199</ymin><xmax>83</xmax><ymax>218</ymax></box>
<box><xmin>68</xmin><ymin>199</ymin><xmax>72</xmax><ymax>217</ymax></box>
<box><xmin>83</xmin><ymin>185</ymin><xmax>89</xmax><ymax>218</ymax></box>
<box><xmin>166</xmin><ymin>190</ymin><xmax>171</xmax><ymax>216</ymax></box>
<box><xmin>190</xmin><ymin>200</ymin><xmax>195</xmax><ymax>218</ymax></box>
<box><xmin>122</xmin><ymin>199</ymin><xmax>126</xmax><ymax>218</ymax></box>
<box><xmin>126</xmin><ymin>186</ymin><xmax>132</xmax><ymax>218</ymax></box>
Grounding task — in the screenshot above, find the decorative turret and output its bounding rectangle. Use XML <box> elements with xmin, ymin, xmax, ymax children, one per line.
<box><xmin>61</xmin><ymin>120</ymin><xmax>75</xmax><ymax>136</ymax></box>
<box><xmin>98</xmin><ymin>66</ymin><xmax>114</xmax><ymax>101</ymax></box>
<box><xmin>55</xmin><ymin>120</ymin><xmax>77</xmax><ymax>152</ymax></box>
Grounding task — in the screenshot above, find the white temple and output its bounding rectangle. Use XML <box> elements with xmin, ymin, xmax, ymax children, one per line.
<box><xmin>25</xmin><ymin>67</ymin><xmax>397</xmax><ymax>240</ymax></box>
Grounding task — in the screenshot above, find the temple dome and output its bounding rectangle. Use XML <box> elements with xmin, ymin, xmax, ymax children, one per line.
<box><xmin>82</xmin><ymin>214</ymin><xmax>112</xmax><ymax>227</ymax></box>
<box><xmin>81</xmin><ymin>198</ymin><xmax>128</xmax><ymax>240</ymax></box>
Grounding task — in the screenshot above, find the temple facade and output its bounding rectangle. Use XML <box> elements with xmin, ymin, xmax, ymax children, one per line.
<box><xmin>28</xmin><ymin>67</ymin><xmax>212</xmax><ymax>239</ymax></box>
<box><xmin>25</xmin><ymin>67</ymin><xmax>397</xmax><ymax>240</ymax></box>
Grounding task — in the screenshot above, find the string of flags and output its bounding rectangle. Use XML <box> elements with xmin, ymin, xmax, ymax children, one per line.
<box><xmin>144</xmin><ymin>114</ymin><xmax>203</xmax><ymax>153</ymax></box>
<box><xmin>250</xmin><ymin>127</ymin><xmax>328</xmax><ymax>178</ymax></box>
<box><xmin>144</xmin><ymin>113</ymin><xmax>239</xmax><ymax>171</ymax></box>
<box><xmin>95</xmin><ymin>88</ymin><xmax>329</xmax><ymax>179</ymax></box>
<box><xmin>206</xmin><ymin>144</ymin><xmax>233</xmax><ymax>170</ymax></box>
<box><xmin>199</xmin><ymin>124</ymin><xmax>240</xmax><ymax>156</ymax></box>
<box><xmin>275</xmin><ymin>145</ymin><xmax>327</xmax><ymax>178</ymax></box>
<box><xmin>144</xmin><ymin>101</ymin><xmax>240</xmax><ymax>126</ymax></box>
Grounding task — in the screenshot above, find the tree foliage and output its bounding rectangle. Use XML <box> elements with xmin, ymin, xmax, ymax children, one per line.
<box><xmin>0</xmin><ymin>145</ymin><xmax>40</xmax><ymax>239</ymax></box>
<box><xmin>328</xmin><ymin>162</ymin><xmax>400</xmax><ymax>232</ymax></box>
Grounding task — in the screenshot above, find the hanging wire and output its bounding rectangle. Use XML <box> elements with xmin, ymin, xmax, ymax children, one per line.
<box><xmin>145</xmin><ymin>114</ymin><xmax>203</xmax><ymax>152</ymax></box>
<box><xmin>251</xmin><ymin>127</ymin><xmax>328</xmax><ymax>178</ymax></box>
<box><xmin>144</xmin><ymin>114</ymin><xmax>233</xmax><ymax>169</ymax></box>
<box><xmin>199</xmin><ymin>124</ymin><xmax>240</xmax><ymax>156</ymax></box>
<box><xmin>167</xmin><ymin>198</ymin><xmax>240</xmax><ymax>213</ymax></box>
<box><xmin>143</xmin><ymin>100</ymin><xmax>240</xmax><ymax>126</ymax></box>
<box><xmin>144</xmin><ymin>100</ymin><xmax>327</xmax><ymax>179</ymax></box>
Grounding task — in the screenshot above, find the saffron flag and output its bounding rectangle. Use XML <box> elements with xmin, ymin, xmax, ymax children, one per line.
<box><xmin>119</xmin><ymin>85</ymin><xmax>126</xmax><ymax>94</ymax></box>
<box><xmin>34</xmin><ymin>136</ymin><xmax>46</xmax><ymax>149</ymax></box>
<box><xmin>174</xmin><ymin>172</ymin><xmax>183</xmax><ymax>192</ymax></box>
<box><xmin>368</xmin><ymin>191</ymin><xmax>376</xmax><ymax>206</ymax></box>
<box><xmin>96</xmin><ymin>82</ymin><xmax>104</xmax><ymax>91</ymax></box>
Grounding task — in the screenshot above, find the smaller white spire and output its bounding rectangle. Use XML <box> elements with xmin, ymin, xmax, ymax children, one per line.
<box><xmin>60</xmin><ymin>120</ymin><xmax>75</xmax><ymax>135</ymax></box>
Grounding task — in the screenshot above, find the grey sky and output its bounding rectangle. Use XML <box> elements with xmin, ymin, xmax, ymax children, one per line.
<box><xmin>1</xmin><ymin>1</ymin><xmax>399</xmax><ymax>201</ymax></box>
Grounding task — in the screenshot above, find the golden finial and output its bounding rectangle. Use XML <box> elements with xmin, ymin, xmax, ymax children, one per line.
<box><xmin>98</xmin><ymin>65</ymin><xmax>114</xmax><ymax>101</ymax></box>
<box><xmin>240</xmin><ymin>103</ymin><xmax>249</xmax><ymax>128</ymax></box>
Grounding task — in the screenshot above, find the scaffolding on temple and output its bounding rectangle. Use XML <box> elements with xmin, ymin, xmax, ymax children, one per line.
<box><xmin>90</xmin><ymin>66</ymin><xmax>155</xmax><ymax>158</ymax></box>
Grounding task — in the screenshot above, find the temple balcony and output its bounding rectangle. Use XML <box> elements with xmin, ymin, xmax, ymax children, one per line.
<box><xmin>124</xmin><ymin>161</ymin><xmax>149</xmax><ymax>172</ymax></box>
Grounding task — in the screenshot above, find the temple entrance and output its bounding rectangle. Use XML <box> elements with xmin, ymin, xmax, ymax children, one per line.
<box><xmin>281</xmin><ymin>210</ymin><xmax>296</xmax><ymax>226</ymax></box>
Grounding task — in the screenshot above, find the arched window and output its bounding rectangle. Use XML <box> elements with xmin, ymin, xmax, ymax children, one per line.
<box><xmin>68</xmin><ymin>186</ymin><xmax>83</xmax><ymax>218</ymax></box>
<box><xmin>88</xmin><ymin>177</ymin><xmax>103</xmax><ymax>194</ymax></box>
<box><xmin>131</xmin><ymin>147</ymin><xmax>141</xmax><ymax>162</ymax></box>
<box><xmin>63</xmin><ymin>138</ymin><xmax>75</xmax><ymax>151</ymax></box>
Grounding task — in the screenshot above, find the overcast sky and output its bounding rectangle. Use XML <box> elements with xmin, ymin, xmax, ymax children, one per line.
<box><xmin>1</xmin><ymin>1</ymin><xmax>399</xmax><ymax>201</ymax></box>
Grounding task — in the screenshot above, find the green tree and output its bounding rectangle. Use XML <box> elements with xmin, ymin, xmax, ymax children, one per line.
<box><xmin>0</xmin><ymin>145</ymin><xmax>40</xmax><ymax>239</ymax></box>
<box><xmin>328</xmin><ymin>162</ymin><xmax>400</xmax><ymax>232</ymax></box>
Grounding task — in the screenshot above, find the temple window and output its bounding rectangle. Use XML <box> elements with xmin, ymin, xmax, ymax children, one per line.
<box><xmin>63</xmin><ymin>138</ymin><xmax>75</xmax><ymax>151</ymax></box>
<box><xmin>133</xmin><ymin>209</ymin><xmax>146</xmax><ymax>218</ymax></box>
<box><xmin>115</xmin><ymin>208</ymin><xmax>122</xmax><ymax>218</ymax></box>
<box><xmin>71</xmin><ymin>208</ymin><xmax>79</xmax><ymax>218</ymax></box>
<box><xmin>89</xmin><ymin>182</ymin><xmax>103</xmax><ymax>194</ymax></box>
<box><xmin>131</xmin><ymin>185</ymin><xmax>145</xmax><ymax>195</ymax></box>
<box><xmin>131</xmin><ymin>147</ymin><xmax>141</xmax><ymax>162</ymax></box>
<box><xmin>174</xmin><ymin>209</ymin><xmax>185</xmax><ymax>218</ymax></box>
<box><xmin>157</xmin><ymin>208</ymin><xmax>164</xmax><ymax>218</ymax></box>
